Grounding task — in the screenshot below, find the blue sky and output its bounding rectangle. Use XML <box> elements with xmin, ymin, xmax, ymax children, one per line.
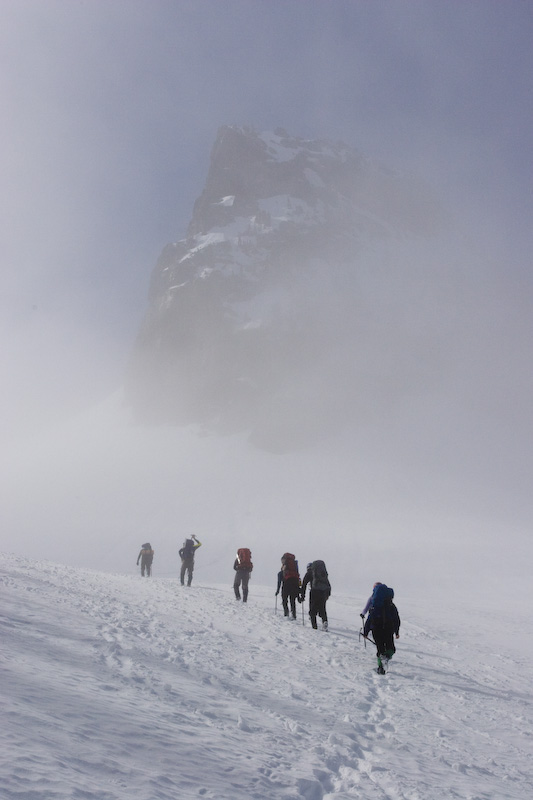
<box><xmin>1</xmin><ymin>0</ymin><xmax>532</xmax><ymax>434</ymax></box>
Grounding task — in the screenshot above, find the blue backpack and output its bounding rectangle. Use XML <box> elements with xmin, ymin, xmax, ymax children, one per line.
<box><xmin>372</xmin><ymin>583</ymin><xmax>394</xmax><ymax>619</ymax></box>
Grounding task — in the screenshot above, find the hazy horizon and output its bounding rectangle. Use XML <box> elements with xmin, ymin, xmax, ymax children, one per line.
<box><xmin>1</xmin><ymin>2</ymin><xmax>532</xmax><ymax>603</ymax></box>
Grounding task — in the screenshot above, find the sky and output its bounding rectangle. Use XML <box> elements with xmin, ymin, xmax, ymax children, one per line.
<box><xmin>1</xmin><ymin>1</ymin><xmax>533</xmax><ymax>589</ymax></box>
<box><xmin>1</xmin><ymin>0</ymin><xmax>532</xmax><ymax>435</ymax></box>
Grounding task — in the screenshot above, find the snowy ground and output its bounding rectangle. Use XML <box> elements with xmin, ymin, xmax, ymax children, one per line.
<box><xmin>2</xmin><ymin>553</ymin><xmax>532</xmax><ymax>800</ymax></box>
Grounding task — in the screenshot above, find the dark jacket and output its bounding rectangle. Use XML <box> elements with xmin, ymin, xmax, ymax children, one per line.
<box><xmin>137</xmin><ymin>547</ymin><xmax>154</xmax><ymax>565</ymax></box>
<box><xmin>301</xmin><ymin>565</ymin><xmax>331</xmax><ymax>600</ymax></box>
<box><xmin>364</xmin><ymin>602</ymin><xmax>400</xmax><ymax>637</ymax></box>
<box><xmin>179</xmin><ymin>538</ymin><xmax>202</xmax><ymax>561</ymax></box>
<box><xmin>276</xmin><ymin>570</ymin><xmax>300</xmax><ymax>595</ymax></box>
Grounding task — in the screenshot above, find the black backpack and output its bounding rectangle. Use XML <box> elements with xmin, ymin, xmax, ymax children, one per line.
<box><xmin>311</xmin><ymin>560</ymin><xmax>331</xmax><ymax>592</ymax></box>
<box><xmin>183</xmin><ymin>539</ymin><xmax>195</xmax><ymax>556</ymax></box>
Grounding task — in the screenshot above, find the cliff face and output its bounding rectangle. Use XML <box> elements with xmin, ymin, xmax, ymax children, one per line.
<box><xmin>126</xmin><ymin>126</ymin><xmax>440</xmax><ymax>451</ymax></box>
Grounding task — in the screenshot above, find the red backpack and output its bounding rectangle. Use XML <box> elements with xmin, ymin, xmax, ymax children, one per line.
<box><xmin>281</xmin><ymin>552</ymin><xmax>299</xmax><ymax>581</ymax></box>
<box><xmin>237</xmin><ymin>548</ymin><xmax>253</xmax><ymax>570</ymax></box>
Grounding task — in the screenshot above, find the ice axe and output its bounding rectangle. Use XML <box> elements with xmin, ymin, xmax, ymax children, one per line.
<box><xmin>359</xmin><ymin>628</ymin><xmax>375</xmax><ymax>648</ymax></box>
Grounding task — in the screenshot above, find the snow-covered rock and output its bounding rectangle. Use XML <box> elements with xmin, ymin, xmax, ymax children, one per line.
<box><xmin>126</xmin><ymin>126</ymin><xmax>441</xmax><ymax>450</ymax></box>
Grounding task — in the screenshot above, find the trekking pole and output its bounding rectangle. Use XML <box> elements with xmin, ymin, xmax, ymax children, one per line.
<box><xmin>301</xmin><ymin>597</ymin><xmax>305</xmax><ymax>627</ymax></box>
<box><xmin>275</xmin><ymin>594</ymin><xmax>278</xmax><ymax>615</ymax></box>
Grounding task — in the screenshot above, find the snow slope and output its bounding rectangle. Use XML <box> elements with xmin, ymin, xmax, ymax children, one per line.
<box><xmin>2</xmin><ymin>554</ymin><xmax>532</xmax><ymax>800</ymax></box>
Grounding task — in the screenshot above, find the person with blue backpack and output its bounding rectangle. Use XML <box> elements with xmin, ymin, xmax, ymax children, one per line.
<box><xmin>362</xmin><ymin>582</ymin><xmax>400</xmax><ymax>674</ymax></box>
<box><xmin>361</xmin><ymin>582</ymin><xmax>382</xmax><ymax>617</ymax></box>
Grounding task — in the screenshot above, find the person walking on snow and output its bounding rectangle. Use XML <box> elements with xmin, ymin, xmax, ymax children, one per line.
<box><xmin>275</xmin><ymin>553</ymin><xmax>300</xmax><ymax>619</ymax></box>
<box><xmin>233</xmin><ymin>548</ymin><xmax>253</xmax><ymax>602</ymax></box>
<box><xmin>136</xmin><ymin>543</ymin><xmax>154</xmax><ymax>577</ymax></box>
<box><xmin>363</xmin><ymin>582</ymin><xmax>400</xmax><ymax>674</ymax></box>
<box><xmin>360</xmin><ymin>582</ymin><xmax>382</xmax><ymax>618</ymax></box>
<box><xmin>179</xmin><ymin>536</ymin><xmax>202</xmax><ymax>586</ymax></box>
<box><xmin>300</xmin><ymin>560</ymin><xmax>331</xmax><ymax>630</ymax></box>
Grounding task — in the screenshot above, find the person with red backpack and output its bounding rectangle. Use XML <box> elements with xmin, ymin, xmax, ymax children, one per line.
<box><xmin>233</xmin><ymin>548</ymin><xmax>253</xmax><ymax>602</ymax></box>
<box><xmin>363</xmin><ymin>582</ymin><xmax>400</xmax><ymax>674</ymax></box>
<box><xmin>275</xmin><ymin>553</ymin><xmax>300</xmax><ymax>619</ymax></box>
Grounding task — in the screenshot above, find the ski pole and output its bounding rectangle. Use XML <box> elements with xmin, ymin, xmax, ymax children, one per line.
<box><xmin>275</xmin><ymin>594</ymin><xmax>278</xmax><ymax>614</ymax></box>
<box><xmin>302</xmin><ymin>596</ymin><xmax>305</xmax><ymax>626</ymax></box>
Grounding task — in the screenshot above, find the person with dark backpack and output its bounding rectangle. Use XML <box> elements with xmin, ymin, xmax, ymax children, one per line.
<box><xmin>363</xmin><ymin>582</ymin><xmax>400</xmax><ymax>673</ymax></box>
<box><xmin>178</xmin><ymin>536</ymin><xmax>202</xmax><ymax>586</ymax></box>
<box><xmin>275</xmin><ymin>553</ymin><xmax>300</xmax><ymax>619</ymax></box>
<box><xmin>233</xmin><ymin>548</ymin><xmax>253</xmax><ymax>602</ymax></box>
<box><xmin>300</xmin><ymin>560</ymin><xmax>331</xmax><ymax>630</ymax></box>
<box><xmin>136</xmin><ymin>543</ymin><xmax>154</xmax><ymax>577</ymax></box>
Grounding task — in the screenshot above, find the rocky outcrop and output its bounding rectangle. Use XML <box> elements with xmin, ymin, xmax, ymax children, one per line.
<box><xmin>126</xmin><ymin>126</ymin><xmax>440</xmax><ymax>451</ymax></box>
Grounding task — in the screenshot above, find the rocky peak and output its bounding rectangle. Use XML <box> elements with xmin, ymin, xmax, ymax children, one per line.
<box><xmin>126</xmin><ymin>126</ymin><xmax>441</xmax><ymax>451</ymax></box>
<box><xmin>187</xmin><ymin>125</ymin><xmax>356</xmax><ymax>237</ymax></box>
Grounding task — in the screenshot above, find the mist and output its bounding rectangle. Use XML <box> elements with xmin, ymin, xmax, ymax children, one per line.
<box><xmin>1</xmin><ymin>1</ymin><xmax>532</xmax><ymax>610</ymax></box>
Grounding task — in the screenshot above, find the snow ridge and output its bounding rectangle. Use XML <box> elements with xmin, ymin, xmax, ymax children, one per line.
<box><xmin>2</xmin><ymin>554</ymin><xmax>532</xmax><ymax>800</ymax></box>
